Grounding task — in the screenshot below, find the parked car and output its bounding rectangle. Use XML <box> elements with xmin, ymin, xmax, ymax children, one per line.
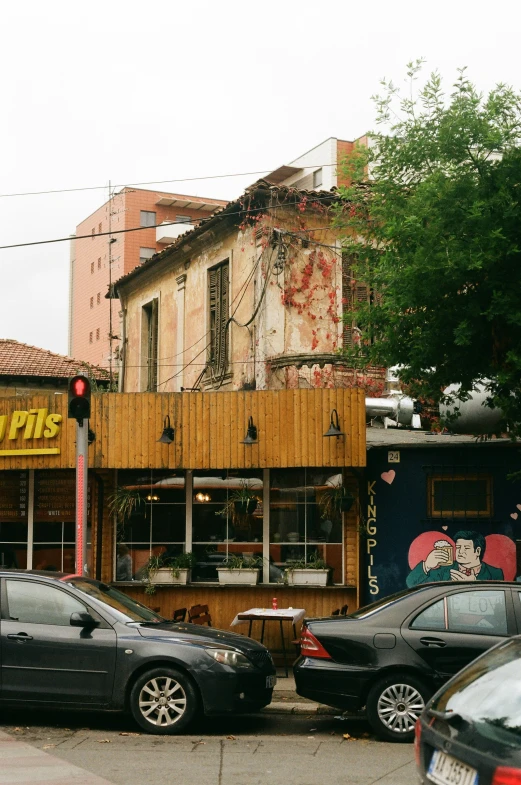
<box><xmin>294</xmin><ymin>581</ymin><xmax>521</xmax><ymax>742</ymax></box>
<box><xmin>416</xmin><ymin>635</ymin><xmax>521</xmax><ymax>785</ymax></box>
<box><xmin>0</xmin><ymin>570</ymin><xmax>276</xmax><ymax>734</ymax></box>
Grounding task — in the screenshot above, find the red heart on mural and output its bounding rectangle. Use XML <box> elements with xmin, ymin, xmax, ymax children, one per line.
<box><xmin>381</xmin><ymin>470</ymin><xmax>396</xmax><ymax>485</ymax></box>
<box><xmin>511</xmin><ymin>513</ymin><xmax>519</xmax><ymax>520</ymax></box>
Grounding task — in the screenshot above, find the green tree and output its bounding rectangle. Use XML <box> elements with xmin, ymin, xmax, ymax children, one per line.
<box><xmin>336</xmin><ymin>61</ymin><xmax>521</xmax><ymax>435</ymax></box>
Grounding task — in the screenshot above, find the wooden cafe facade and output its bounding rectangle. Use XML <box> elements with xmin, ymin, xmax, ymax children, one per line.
<box><xmin>0</xmin><ymin>388</ymin><xmax>365</xmax><ymax>647</ymax></box>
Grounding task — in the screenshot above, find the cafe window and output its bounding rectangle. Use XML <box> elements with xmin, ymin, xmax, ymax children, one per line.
<box><xmin>269</xmin><ymin>469</ymin><xmax>344</xmax><ymax>584</ymax></box>
<box><xmin>0</xmin><ymin>471</ymin><xmax>29</xmax><ymax>569</ymax></box>
<box><xmin>428</xmin><ymin>475</ymin><xmax>492</xmax><ymax>518</ymax></box>
<box><xmin>0</xmin><ymin>470</ymin><xmax>92</xmax><ymax>572</ymax></box>
<box><xmin>191</xmin><ymin>470</ymin><xmax>263</xmax><ymax>582</ymax></box>
<box><xmin>115</xmin><ymin>470</ymin><xmax>186</xmax><ymax>582</ymax></box>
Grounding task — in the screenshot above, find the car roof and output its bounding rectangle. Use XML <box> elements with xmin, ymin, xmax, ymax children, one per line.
<box><xmin>0</xmin><ymin>569</ymin><xmax>76</xmax><ymax>581</ymax></box>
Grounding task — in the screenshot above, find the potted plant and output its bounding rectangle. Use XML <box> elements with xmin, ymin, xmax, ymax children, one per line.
<box><xmin>319</xmin><ymin>483</ymin><xmax>355</xmax><ymax>520</ymax></box>
<box><xmin>143</xmin><ymin>552</ymin><xmax>196</xmax><ymax>594</ymax></box>
<box><xmin>284</xmin><ymin>553</ymin><xmax>330</xmax><ymax>587</ymax></box>
<box><xmin>216</xmin><ymin>554</ymin><xmax>263</xmax><ymax>586</ymax></box>
<box><xmin>215</xmin><ymin>481</ymin><xmax>259</xmax><ymax>519</ymax></box>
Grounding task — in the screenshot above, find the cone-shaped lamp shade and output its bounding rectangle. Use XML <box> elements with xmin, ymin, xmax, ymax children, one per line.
<box><xmin>323</xmin><ymin>409</ymin><xmax>345</xmax><ymax>438</ymax></box>
<box><xmin>241</xmin><ymin>416</ymin><xmax>258</xmax><ymax>444</ymax></box>
<box><xmin>157</xmin><ymin>415</ymin><xmax>175</xmax><ymax>444</ymax></box>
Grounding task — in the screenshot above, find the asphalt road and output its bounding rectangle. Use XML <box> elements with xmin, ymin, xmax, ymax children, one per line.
<box><xmin>0</xmin><ymin>708</ymin><xmax>416</xmax><ymax>785</ymax></box>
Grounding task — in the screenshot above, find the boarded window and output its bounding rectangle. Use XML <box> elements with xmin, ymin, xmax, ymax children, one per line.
<box><xmin>208</xmin><ymin>261</ymin><xmax>229</xmax><ymax>375</ymax></box>
<box><xmin>142</xmin><ymin>299</ymin><xmax>159</xmax><ymax>392</ymax></box>
<box><xmin>428</xmin><ymin>475</ymin><xmax>492</xmax><ymax>518</ymax></box>
<box><xmin>342</xmin><ymin>252</ymin><xmax>370</xmax><ymax>349</ymax></box>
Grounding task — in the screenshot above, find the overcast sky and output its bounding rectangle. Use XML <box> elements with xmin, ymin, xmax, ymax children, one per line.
<box><xmin>1</xmin><ymin>0</ymin><xmax>519</xmax><ymax>357</ymax></box>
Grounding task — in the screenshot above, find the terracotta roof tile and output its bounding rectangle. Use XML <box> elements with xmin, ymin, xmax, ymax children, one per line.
<box><xmin>0</xmin><ymin>339</ymin><xmax>110</xmax><ymax>381</ymax></box>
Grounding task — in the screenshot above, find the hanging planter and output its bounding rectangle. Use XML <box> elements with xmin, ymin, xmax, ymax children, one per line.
<box><xmin>234</xmin><ymin>498</ymin><xmax>258</xmax><ymax>516</ymax></box>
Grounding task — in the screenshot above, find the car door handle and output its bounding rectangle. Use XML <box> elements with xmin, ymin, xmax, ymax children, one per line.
<box><xmin>7</xmin><ymin>633</ymin><xmax>33</xmax><ymax>642</ymax></box>
<box><xmin>420</xmin><ymin>636</ymin><xmax>446</xmax><ymax>648</ymax></box>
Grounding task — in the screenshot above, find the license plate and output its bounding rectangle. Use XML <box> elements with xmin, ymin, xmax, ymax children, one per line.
<box><xmin>427</xmin><ymin>750</ymin><xmax>478</xmax><ymax>785</ymax></box>
<box><xmin>266</xmin><ymin>675</ymin><xmax>277</xmax><ymax>688</ymax></box>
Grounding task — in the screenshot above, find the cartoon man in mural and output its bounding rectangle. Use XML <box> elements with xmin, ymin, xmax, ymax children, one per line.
<box><xmin>406</xmin><ymin>530</ymin><xmax>504</xmax><ymax>587</ymax></box>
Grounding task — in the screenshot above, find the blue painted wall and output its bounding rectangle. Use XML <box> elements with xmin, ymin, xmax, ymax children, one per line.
<box><xmin>363</xmin><ymin>444</ymin><xmax>521</xmax><ymax>603</ymax></box>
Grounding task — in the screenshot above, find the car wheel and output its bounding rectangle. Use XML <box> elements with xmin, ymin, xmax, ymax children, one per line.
<box><xmin>366</xmin><ymin>673</ymin><xmax>430</xmax><ymax>743</ymax></box>
<box><xmin>129</xmin><ymin>667</ymin><xmax>199</xmax><ymax>734</ymax></box>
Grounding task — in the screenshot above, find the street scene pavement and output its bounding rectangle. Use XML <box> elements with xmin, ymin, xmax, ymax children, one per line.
<box><xmin>0</xmin><ymin>709</ymin><xmax>415</xmax><ymax>785</ymax></box>
<box><xmin>0</xmin><ymin>674</ymin><xmax>415</xmax><ymax>785</ymax></box>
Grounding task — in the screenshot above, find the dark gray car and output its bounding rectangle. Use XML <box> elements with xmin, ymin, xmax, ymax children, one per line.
<box><xmin>0</xmin><ymin>571</ymin><xmax>276</xmax><ymax>734</ymax></box>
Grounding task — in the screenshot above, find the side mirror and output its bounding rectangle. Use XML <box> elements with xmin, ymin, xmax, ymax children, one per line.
<box><xmin>70</xmin><ymin>611</ymin><xmax>100</xmax><ymax>628</ymax></box>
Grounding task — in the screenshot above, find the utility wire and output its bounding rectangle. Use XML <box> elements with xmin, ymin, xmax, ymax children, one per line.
<box><xmin>0</xmin><ymin>164</ymin><xmax>340</xmax><ymax>200</ymax></box>
<box><xmin>0</xmin><ymin>195</ymin><xmax>340</xmax><ymax>251</ymax></box>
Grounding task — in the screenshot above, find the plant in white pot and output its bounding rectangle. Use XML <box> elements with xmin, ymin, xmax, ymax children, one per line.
<box><xmin>285</xmin><ymin>553</ymin><xmax>330</xmax><ymax>587</ymax></box>
<box><xmin>216</xmin><ymin>554</ymin><xmax>262</xmax><ymax>586</ymax></box>
<box><xmin>143</xmin><ymin>552</ymin><xmax>196</xmax><ymax>595</ymax></box>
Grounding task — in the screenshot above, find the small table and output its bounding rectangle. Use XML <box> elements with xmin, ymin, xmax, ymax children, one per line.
<box><xmin>230</xmin><ymin>608</ymin><xmax>306</xmax><ymax>677</ymax></box>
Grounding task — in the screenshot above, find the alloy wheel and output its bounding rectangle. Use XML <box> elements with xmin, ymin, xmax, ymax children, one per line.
<box><xmin>376</xmin><ymin>682</ymin><xmax>425</xmax><ymax>734</ymax></box>
<box><xmin>138</xmin><ymin>675</ymin><xmax>187</xmax><ymax>727</ymax></box>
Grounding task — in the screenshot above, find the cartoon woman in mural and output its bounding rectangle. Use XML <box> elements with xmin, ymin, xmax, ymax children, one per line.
<box><xmin>406</xmin><ymin>530</ymin><xmax>513</xmax><ymax>587</ymax></box>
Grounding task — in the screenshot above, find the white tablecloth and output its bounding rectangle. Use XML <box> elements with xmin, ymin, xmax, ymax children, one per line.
<box><xmin>230</xmin><ymin>607</ymin><xmax>306</xmax><ymax>627</ymax></box>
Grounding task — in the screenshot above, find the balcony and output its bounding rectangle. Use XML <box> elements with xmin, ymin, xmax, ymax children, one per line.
<box><xmin>156</xmin><ymin>221</ymin><xmax>194</xmax><ymax>245</ymax></box>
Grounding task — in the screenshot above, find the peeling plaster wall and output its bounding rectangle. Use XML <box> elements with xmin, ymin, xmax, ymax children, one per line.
<box><xmin>120</xmin><ymin>205</ymin><xmax>376</xmax><ymax>393</ymax></box>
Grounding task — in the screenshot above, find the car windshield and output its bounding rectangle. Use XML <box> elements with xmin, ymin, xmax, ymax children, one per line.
<box><xmin>431</xmin><ymin>638</ymin><xmax>521</xmax><ymax>745</ymax></box>
<box><xmin>68</xmin><ymin>579</ymin><xmax>164</xmax><ymax>623</ymax></box>
<box><xmin>350</xmin><ymin>588</ymin><xmax>415</xmax><ymax>619</ymax></box>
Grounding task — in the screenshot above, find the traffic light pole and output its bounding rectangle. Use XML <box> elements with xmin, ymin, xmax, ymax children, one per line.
<box><xmin>75</xmin><ymin>419</ymin><xmax>89</xmax><ymax>576</ymax></box>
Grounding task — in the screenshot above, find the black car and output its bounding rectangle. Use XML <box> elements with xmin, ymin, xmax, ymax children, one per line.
<box><xmin>416</xmin><ymin>636</ymin><xmax>521</xmax><ymax>785</ymax></box>
<box><xmin>294</xmin><ymin>581</ymin><xmax>521</xmax><ymax>742</ymax></box>
<box><xmin>0</xmin><ymin>570</ymin><xmax>276</xmax><ymax>734</ymax></box>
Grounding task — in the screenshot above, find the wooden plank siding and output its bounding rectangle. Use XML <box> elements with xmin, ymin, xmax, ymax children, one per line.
<box><xmin>122</xmin><ymin>584</ymin><xmax>357</xmax><ymax>655</ymax></box>
<box><xmin>0</xmin><ymin>389</ymin><xmax>366</xmax><ymax>471</ymax></box>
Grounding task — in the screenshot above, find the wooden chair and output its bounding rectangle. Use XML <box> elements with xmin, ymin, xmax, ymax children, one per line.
<box><xmin>332</xmin><ymin>608</ymin><xmax>340</xmax><ymax>616</ymax></box>
<box><xmin>340</xmin><ymin>604</ymin><xmax>348</xmax><ymax>616</ymax></box>
<box><xmin>172</xmin><ymin>607</ymin><xmax>187</xmax><ymax>622</ymax></box>
<box><xmin>188</xmin><ymin>604</ymin><xmax>212</xmax><ymax>626</ymax></box>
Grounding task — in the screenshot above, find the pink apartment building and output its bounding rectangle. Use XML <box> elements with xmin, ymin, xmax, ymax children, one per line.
<box><xmin>69</xmin><ymin>187</ymin><xmax>227</xmax><ymax>369</ymax></box>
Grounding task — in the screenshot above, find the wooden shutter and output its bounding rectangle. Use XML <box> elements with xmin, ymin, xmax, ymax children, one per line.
<box><xmin>342</xmin><ymin>253</ymin><xmax>370</xmax><ymax>349</ymax></box>
<box><xmin>147</xmin><ymin>299</ymin><xmax>158</xmax><ymax>391</ymax></box>
<box><xmin>209</xmin><ymin>262</ymin><xmax>229</xmax><ymax>373</ymax></box>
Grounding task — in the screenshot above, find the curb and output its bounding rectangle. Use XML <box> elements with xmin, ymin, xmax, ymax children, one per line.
<box><xmin>263</xmin><ymin>701</ymin><xmax>338</xmax><ymax>715</ymax></box>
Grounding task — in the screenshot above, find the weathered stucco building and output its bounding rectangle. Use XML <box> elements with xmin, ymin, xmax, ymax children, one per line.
<box><xmin>112</xmin><ymin>179</ymin><xmax>383</xmax><ymax>396</ymax></box>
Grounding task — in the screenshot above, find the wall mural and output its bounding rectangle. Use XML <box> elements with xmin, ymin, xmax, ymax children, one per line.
<box><xmin>406</xmin><ymin>530</ymin><xmax>516</xmax><ymax>587</ymax></box>
<box><xmin>363</xmin><ymin>452</ymin><xmax>521</xmax><ymax>601</ymax></box>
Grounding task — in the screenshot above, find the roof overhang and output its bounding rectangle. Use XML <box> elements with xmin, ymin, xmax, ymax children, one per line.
<box><xmin>155</xmin><ymin>197</ymin><xmax>224</xmax><ymax>211</ymax></box>
<box><xmin>264</xmin><ymin>165</ymin><xmax>301</xmax><ymax>184</ymax></box>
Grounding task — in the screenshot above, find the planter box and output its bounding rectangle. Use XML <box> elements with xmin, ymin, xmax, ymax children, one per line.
<box><xmin>216</xmin><ymin>568</ymin><xmax>260</xmax><ymax>586</ymax></box>
<box><xmin>150</xmin><ymin>568</ymin><xmax>190</xmax><ymax>586</ymax></box>
<box><xmin>285</xmin><ymin>569</ymin><xmax>329</xmax><ymax>587</ymax></box>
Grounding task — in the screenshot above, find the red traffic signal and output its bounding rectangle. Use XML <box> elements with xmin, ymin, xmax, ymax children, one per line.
<box><xmin>68</xmin><ymin>375</ymin><xmax>91</xmax><ymax>422</ymax></box>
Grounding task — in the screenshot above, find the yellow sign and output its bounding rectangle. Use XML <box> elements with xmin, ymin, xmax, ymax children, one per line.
<box><xmin>0</xmin><ymin>408</ymin><xmax>63</xmax><ymax>456</ymax></box>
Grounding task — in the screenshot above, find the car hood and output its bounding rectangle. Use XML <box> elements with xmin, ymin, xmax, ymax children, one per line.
<box><xmin>134</xmin><ymin>621</ymin><xmax>268</xmax><ymax>652</ymax></box>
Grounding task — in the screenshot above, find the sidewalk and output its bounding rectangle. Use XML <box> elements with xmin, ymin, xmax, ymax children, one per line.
<box><xmin>0</xmin><ymin>730</ymin><xmax>116</xmax><ymax>785</ymax></box>
<box><xmin>265</xmin><ymin>672</ymin><xmax>337</xmax><ymax>716</ymax></box>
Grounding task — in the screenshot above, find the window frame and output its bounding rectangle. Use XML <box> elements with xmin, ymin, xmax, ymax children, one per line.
<box><xmin>409</xmin><ymin>589</ymin><xmax>510</xmax><ymax>637</ymax></box>
<box><xmin>208</xmin><ymin>260</ymin><xmax>230</xmax><ymax>376</ymax></box>
<box><xmin>313</xmin><ymin>168</ymin><xmax>323</xmax><ymax>188</ymax></box>
<box><xmin>428</xmin><ymin>474</ymin><xmax>493</xmax><ymax>518</ymax></box>
<box><xmin>140</xmin><ymin>210</ymin><xmax>156</xmax><ymax>228</ymax></box>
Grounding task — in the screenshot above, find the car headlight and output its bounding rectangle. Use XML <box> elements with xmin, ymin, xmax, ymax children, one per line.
<box><xmin>205</xmin><ymin>648</ymin><xmax>254</xmax><ymax>668</ymax></box>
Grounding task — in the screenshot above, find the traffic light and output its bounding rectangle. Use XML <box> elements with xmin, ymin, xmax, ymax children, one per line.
<box><xmin>68</xmin><ymin>375</ymin><xmax>91</xmax><ymax>423</ymax></box>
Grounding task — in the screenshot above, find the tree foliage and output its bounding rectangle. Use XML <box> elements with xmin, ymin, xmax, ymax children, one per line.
<box><xmin>335</xmin><ymin>61</ymin><xmax>521</xmax><ymax>435</ymax></box>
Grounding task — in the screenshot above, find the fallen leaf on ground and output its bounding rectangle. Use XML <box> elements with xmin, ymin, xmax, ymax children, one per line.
<box><xmin>42</xmin><ymin>744</ymin><xmax>56</xmax><ymax>750</ymax></box>
<box><xmin>343</xmin><ymin>732</ymin><xmax>356</xmax><ymax>740</ymax></box>
<box><xmin>13</xmin><ymin>728</ymin><xmax>22</xmax><ymax>732</ymax></box>
<box><xmin>307</xmin><ymin>736</ymin><xmax>315</xmax><ymax>740</ymax></box>
<box><xmin>226</xmin><ymin>735</ymin><xmax>237</xmax><ymax>740</ymax></box>
<box><xmin>98</xmin><ymin>739</ymin><xmax>111</xmax><ymax>743</ymax></box>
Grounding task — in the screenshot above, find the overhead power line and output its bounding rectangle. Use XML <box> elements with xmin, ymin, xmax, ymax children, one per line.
<box><xmin>0</xmin><ymin>195</ymin><xmax>341</xmax><ymax>251</ymax></box>
<box><xmin>0</xmin><ymin>163</ymin><xmax>339</xmax><ymax>200</ymax></box>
